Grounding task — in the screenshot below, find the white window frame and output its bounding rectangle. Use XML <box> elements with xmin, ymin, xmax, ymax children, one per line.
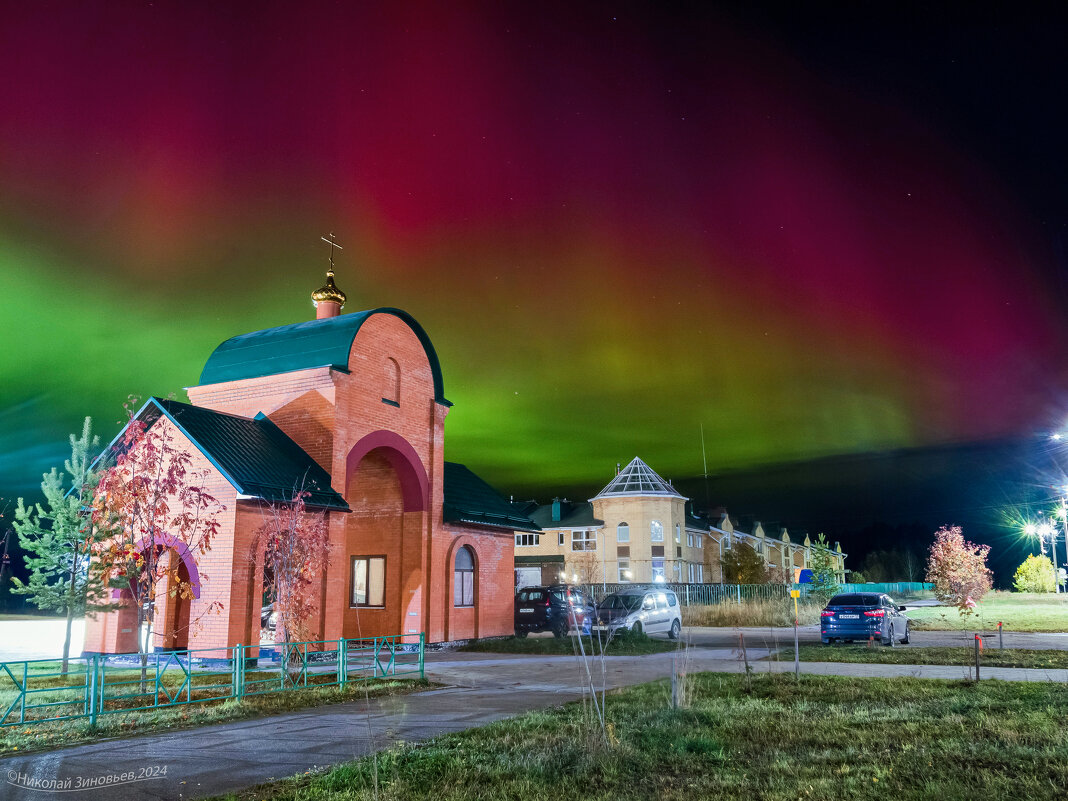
<box><xmin>675</xmin><ymin>523</ymin><xmax>681</xmax><ymax>544</ymax></box>
<box><xmin>617</xmin><ymin>560</ymin><xmax>630</xmax><ymax>582</ymax></box>
<box><xmin>558</xmin><ymin>531</ymin><xmax>565</xmax><ymax>546</ymax></box>
<box><xmin>686</xmin><ymin>530</ymin><xmax>693</xmax><ymax>547</ymax></box>
<box><xmin>723</xmin><ymin>531</ymin><xmax>731</xmax><ymax>550</ymax></box>
<box><xmin>515</xmin><ymin>532</ymin><xmax>540</xmax><ymax>547</ymax></box>
<box><xmin>696</xmin><ymin>533</ymin><xmax>702</xmax><ymax>549</ymax></box>
<box><xmin>616</xmin><ymin>522</ymin><xmax>630</xmax><ymax>542</ymax></box>
<box><xmin>651</xmin><ymin>557</ymin><xmax>665</xmax><ymax>581</ymax></box>
<box><xmin>571</xmin><ymin>529</ymin><xmax>596</xmax><ymax>552</ymax></box>
<box><xmin>650</xmin><ymin>520</ymin><xmax>664</xmax><ymax>542</ymax></box>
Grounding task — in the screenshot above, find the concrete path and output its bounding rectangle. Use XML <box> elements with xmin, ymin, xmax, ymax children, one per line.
<box><xmin>4</xmin><ymin>643</ymin><xmax>1068</xmax><ymax>801</ymax></box>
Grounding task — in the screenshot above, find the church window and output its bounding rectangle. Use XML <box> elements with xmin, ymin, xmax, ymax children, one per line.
<box><xmin>650</xmin><ymin>520</ymin><xmax>663</xmax><ymax>542</ymax></box>
<box><xmin>515</xmin><ymin>532</ymin><xmax>540</xmax><ymax>547</ymax></box>
<box><xmin>454</xmin><ymin>546</ymin><xmax>475</xmax><ymax>607</ymax></box>
<box><xmin>617</xmin><ymin>522</ymin><xmax>630</xmax><ymax>542</ymax></box>
<box><xmin>351</xmin><ymin>556</ymin><xmax>385</xmax><ymax>607</ymax></box>
<box><xmin>571</xmin><ymin>530</ymin><xmax>596</xmax><ymax>551</ymax></box>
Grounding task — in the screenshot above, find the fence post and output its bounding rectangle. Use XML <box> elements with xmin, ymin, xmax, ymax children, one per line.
<box><xmin>338</xmin><ymin>638</ymin><xmax>347</xmax><ymax>686</ymax></box>
<box><xmin>685</xmin><ymin>584</ymin><xmax>690</xmax><ymax>606</ymax></box>
<box><xmin>974</xmin><ymin>635</ymin><xmax>981</xmax><ymax>681</ymax></box>
<box><xmin>419</xmin><ymin>632</ymin><xmax>425</xmax><ymax>679</ymax></box>
<box><xmin>736</xmin><ymin>585</ymin><xmax>741</xmax><ymax>604</ymax></box>
<box><xmin>234</xmin><ymin>644</ymin><xmax>246</xmax><ymax>700</ymax></box>
<box><xmin>87</xmin><ymin>655</ymin><xmax>99</xmax><ymax>727</ymax></box>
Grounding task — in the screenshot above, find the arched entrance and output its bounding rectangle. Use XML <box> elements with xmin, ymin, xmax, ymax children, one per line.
<box><xmin>343</xmin><ymin>431</ymin><xmax>429</xmax><ymax>639</ymax></box>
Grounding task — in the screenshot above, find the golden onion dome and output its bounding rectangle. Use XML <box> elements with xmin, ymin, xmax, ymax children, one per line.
<box><xmin>311</xmin><ymin>270</ymin><xmax>347</xmax><ymax>307</ymax></box>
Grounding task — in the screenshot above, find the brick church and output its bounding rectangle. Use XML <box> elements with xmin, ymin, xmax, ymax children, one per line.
<box><xmin>84</xmin><ymin>256</ymin><xmax>538</xmax><ymax>654</ymax></box>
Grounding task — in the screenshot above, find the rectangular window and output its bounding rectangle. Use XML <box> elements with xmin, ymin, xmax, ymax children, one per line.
<box><xmin>651</xmin><ymin>558</ymin><xmax>665</xmax><ymax>581</ymax></box>
<box><xmin>616</xmin><ymin>523</ymin><xmax>630</xmax><ymax>542</ymax></box>
<box><xmin>696</xmin><ymin>564</ymin><xmax>703</xmax><ymax>583</ymax></box>
<box><xmin>558</xmin><ymin>531</ymin><xmax>565</xmax><ymax>546</ymax></box>
<box><xmin>650</xmin><ymin>520</ymin><xmax>664</xmax><ymax>542</ymax></box>
<box><xmin>686</xmin><ymin>531</ymin><xmax>694</xmax><ymax>547</ymax></box>
<box><xmin>723</xmin><ymin>532</ymin><xmax>731</xmax><ymax>550</ymax></box>
<box><xmin>571</xmin><ymin>530</ymin><xmax>596</xmax><ymax>551</ymax></box>
<box><xmin>688</xmin><ymin>563</ymin><xmax>695</xmax><ymax>583</ymax></box>
<box><xmin>617</xmin><ymin>560</ymin><xmax>630</xmax><ymax>582</ymax></box>
<box><xmin>675</xmin><ymin>523</ymin><xmax>681</xmax><ymax>544</ymax></box>
<box><xmin>515</xmin><ymin>533</ymin><xmax>540</xmax><ymax>547</ymax></box>
<box><xmin>454</xmin><ymin>570</ymin><xmax>474</xmax><ymax>607</ymax></box>
<box><xmin>351</xmin><ymin>556</ymin><xmax>385</xmax><ymax>607</ymax></box>
<box><xmin>696</xmin><ymin>533</ymin><xmax>702</xmax><ymax>549</ymax></box>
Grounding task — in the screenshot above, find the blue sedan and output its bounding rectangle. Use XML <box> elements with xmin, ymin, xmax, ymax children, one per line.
<box><xmin>820</xmin><ymin>592</ymin><xmax>911</xmax><ymax>645</ymax></box>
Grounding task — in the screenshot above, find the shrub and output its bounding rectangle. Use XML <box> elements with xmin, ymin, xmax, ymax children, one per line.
<box><xmin>925</xmin><ymin>525</ymin><xmax>992</xmax><ymax>615</ymax></box>
<box><xmin>1013</xmin><ymin>554</ymin><xmax>1056</xmax><ymax>593</ymax></box>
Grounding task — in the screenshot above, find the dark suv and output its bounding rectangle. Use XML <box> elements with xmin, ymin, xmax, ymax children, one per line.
<box><xmin>514</xmin><ymin>585</ymin><xmax>595</xmax><ymax>638</ymax></box>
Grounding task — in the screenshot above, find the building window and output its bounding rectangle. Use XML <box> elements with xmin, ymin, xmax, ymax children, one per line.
<box><xmin>688</xmin><ymin>563</ymin><xmax>695</xmax><ymax>583</ymax></box>
<box><xmin>650</xmin><ymin>520</ymin><xmax>664</xmax><ymax>542</ymax></box>
<box><xmin>695</xmin><ymin>564</ymin><xmax>703</xmax><ymax>583</ymax></box>
<box><xmin>675</xmin><ymin>523</ymin><xmax>681</xmax><ymax>544</ymax></box>
<box><xmin>558</xmin><ymin>531</ymin><xmax>565</xmax><ymax>546</ymax></box>
<box><xmin>454</xmin><ymin>546</ymin><xmax>475</xmax><ymax>607</ymax></box>
<box><xmin>756</xmin><ymin>540</ymin><xmax>763</xmax><ymax>554</ymax></box>
<box><xmin>651</xmin><ymin>558</ymin><xmax>665</xmax><ymax>581</ymax></box>
<box><xmin>351</xmin><ymin>556</ymin><xmax>385</xmax><ymax>607</ymax></box>
<box><xmin>515</xmin><ymin>532</ymin><xmax>540</xmax><ymax>547</ymax></box>
<box><xmin>696</xmin><ymin>533</ymin><xmax>702</xmax><ymax>549</ymax></box>
<box><xmin>617</xmin><ymin>560</ymin><xmax>631</xmax><ymax>582</ymax></box>
<box><xmin>686</xmin><ymin>530</ymin><xmax>693</xmax><ymax>547</ymax></box>
<box><xmin>723</xmin><ymin>532</ymin><xmax>731</xmax><ymax>550</ymax></box>
<box><xmin>572</xmin><ymin>530</ymin><xmax>596</xmax><ymax>551</ymax></box>
<box><xmin>617</xmin><ymin>522</ymin><xmax>630</xmax><ymax>542</ymax></box>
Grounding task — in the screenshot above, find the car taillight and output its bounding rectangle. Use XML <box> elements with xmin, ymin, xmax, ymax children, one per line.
<box><xmin>864</xmin><ymin>609</ymin><xmax>885</xmax><ymax>617</ymax></box>
<box><xmin>820</xmin><ymin>610</ymin><xmax>835</xmax><ymax>617</ymax></box>
<box><xmin>544</xmin><ymin>598</ymin><xmax>551</xmax><ymax>606</ymax></box>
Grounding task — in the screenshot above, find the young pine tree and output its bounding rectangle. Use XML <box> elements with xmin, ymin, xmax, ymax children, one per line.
<box><xmin>13</xmin><ymin>418</ymin><xmax>116</xmax><ymax>673</ymax></box>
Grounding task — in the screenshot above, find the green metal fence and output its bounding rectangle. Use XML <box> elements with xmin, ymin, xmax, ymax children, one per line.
<box><xmin>0</xmin><ymin>633</ymin><xmax>424</xmax><ymax>728</ymax></box>
<box><xmin>588</xmin><ymin>581</ymin><xmax>933</xmax><ymax>606</ymax></box>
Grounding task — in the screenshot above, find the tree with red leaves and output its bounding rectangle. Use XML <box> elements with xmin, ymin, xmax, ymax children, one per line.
<box><xmin>925</xmin><ymin>525</ymin><xmax>993</xmax><ymax>616</ymax></box>
<box><xmin>93</xmin><ymin>399</ymin><xmax>225</xmax><ymax>664</ymax></box>
<box><xmin>251</xmin><ymin>489</ymin><xmax>329</xmax><ymax>648</ymax></box>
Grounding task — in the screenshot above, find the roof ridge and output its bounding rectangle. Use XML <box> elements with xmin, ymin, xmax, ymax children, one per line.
<box><xmin>592</xmin><ymin>456</ymin><xmax>686</xmax><ymax>500</ymax></box>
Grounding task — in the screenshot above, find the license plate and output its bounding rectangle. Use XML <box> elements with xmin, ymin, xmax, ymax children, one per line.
<box><xmin>840</xmin><ymin>614</ymin><xmax>860</xmax><ymax>619</ymax></box>
<box><xmin>519</xmin><ymin>608</ymin><xmax>535</xmax><ymax>613</ymax></box>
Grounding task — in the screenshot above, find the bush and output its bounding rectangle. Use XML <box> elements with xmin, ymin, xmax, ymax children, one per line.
<box><xmin>1013</xmin><ymin>554</ymin><xmax>1056</xmax><ymax>593</ymax></box>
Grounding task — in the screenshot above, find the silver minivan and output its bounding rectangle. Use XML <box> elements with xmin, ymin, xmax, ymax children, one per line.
<box><xmin>593</xmin><ymin>587</ymin><xmax>682</xmax><ymax>639</ymax></box>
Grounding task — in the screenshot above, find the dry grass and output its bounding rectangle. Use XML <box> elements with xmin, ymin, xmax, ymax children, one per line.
<box><xmin>682</xmin><ymin>598</ymin><xmax>823</xmax><ymax>627</ymax></box>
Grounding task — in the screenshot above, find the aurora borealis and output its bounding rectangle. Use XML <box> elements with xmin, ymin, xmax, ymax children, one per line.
<box><xmin>2</xmin><ymin>3</ymin><xmax>1067</xmax><ymax>509</ymax></box>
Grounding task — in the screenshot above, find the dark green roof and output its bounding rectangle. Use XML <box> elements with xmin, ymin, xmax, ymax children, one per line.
<box><xmin>528</xmin><ymin>501</ymin><xmax>602</xmax><ymax>529</ymax></box>
<box><xmin>515</xmin><ymin>555</ymin><xmax>564</xmax><ymax>564</ymax></box>
<box><xmin>199</xmin><ymin>308</ymin><xmax>449</xmax><ymax>405</ymax></box>
<box><xmin>443</xmin><ymin>462</ymin><xmax>539</xmax><ymax>533</ymax></box>
<box><xmin>107</xmin><ymin>398</ymin><xmax>349</xmax><ymax>511</ymax></box>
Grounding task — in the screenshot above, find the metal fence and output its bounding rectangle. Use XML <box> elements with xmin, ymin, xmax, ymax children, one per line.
<box><xmin>588</xmin><ymin>581</ymin><xmax>933</xmax><ymax>606</ymax></box>
<box><xmin>0</xmin><ymin>634</ymin><xmax>424</xmax><ymax>728</ymax></box>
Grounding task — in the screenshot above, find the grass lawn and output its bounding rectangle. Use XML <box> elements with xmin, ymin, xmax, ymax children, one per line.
<box><xmin>457</xmin><ymin>629</ymin><xmax>677</xmax><ymax>656</ymax></box>
<box><xmin>907</xmin><ymin>591</ymin><xmax>1068</xmax><ymax>632</ymax></box>
<box><xmin>217</xmin><ymin>672</ymin><xmax>1068</xmax><ymax>801</ymax></box>
<box><xmin>793</xmin><ymin>643</ymin><xmax>1068</xmax><ymax>670</ymax></box>
<box><xmin>0</xmin><ymin>673</ymin><xmax>430</xmax><ymax>755</ymax></box>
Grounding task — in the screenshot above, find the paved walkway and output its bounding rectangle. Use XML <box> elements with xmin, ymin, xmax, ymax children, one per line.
<box><xmin>3</xmin><ymin>646</ymin><xmax>1068</xmax><ymax>801</ymax></box>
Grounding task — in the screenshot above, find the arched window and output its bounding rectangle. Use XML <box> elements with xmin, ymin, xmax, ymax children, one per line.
<box><xmin>454</xmin><ymin>546</ymin><xmax>475</xmax><ymax>607</ymax></box>
<box><xmin>384</xmin><ymin>357</ymin><xmax>401</xmax><ymax>404</ymax></box>
<box><xmin>617</xmin><ymin>522</ymin><xmax>630</xmax><ymax>542</ymax></box>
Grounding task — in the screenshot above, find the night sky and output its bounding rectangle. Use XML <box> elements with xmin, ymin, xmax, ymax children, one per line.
<box><xmin>3</xmin><ymin>4</ymin><xmax>1068</xmax><ymax>580</ymax></box>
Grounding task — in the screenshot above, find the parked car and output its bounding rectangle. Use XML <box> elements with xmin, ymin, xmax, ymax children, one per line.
<box><xmin>592</xmin><ymin>587</ymin><xmax>682</xmax><ymax>640</ymax></box>
<box><xmin>261</xmin><ymin>604</ymin><xmax>276</xmax><ymax>631</ymax></box>
<box><xmin>514</xmin><ymin>585</ymin><xmax>594</xmax><ymax>638</ymax></box>
<box><xmin>820</xmin><ymin>592</ymin><xmax>910</xmax><ymax>645</ymax></box>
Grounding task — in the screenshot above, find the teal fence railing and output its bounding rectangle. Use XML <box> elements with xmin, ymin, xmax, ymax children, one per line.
<box><xmin>588</xmin><ymin>582</ymin><xmax>934</xmax><ymax>606</ymax></box>
<box><xmin>0</xmin><ymin>633</ymin><xmax>424</xmax><ymax>728</ymax></box>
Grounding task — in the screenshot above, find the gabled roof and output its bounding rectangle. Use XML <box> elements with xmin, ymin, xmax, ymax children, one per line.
<box><xmin>528</xmin><ymin>500</ymin><xmax>603</xmax><ymax>529</ymax></box>
<box><xmin>443</xmin><ymin>462</ymin><xmax>540</xmax><ymax>533</ymax></box>
<box><xmin>592</xmin><ymin>457</ymin><xmax>686</xmax><ymax>500</ymax></box>
<box><xmin>103</xmin><ymin>398</ymin><xmax>349</xmax><ymax>510</ymax></box>
<box><xmin>198</xmin><ymin>308</ymin><xmax>450</xmax><ymax>406</ymax></box>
